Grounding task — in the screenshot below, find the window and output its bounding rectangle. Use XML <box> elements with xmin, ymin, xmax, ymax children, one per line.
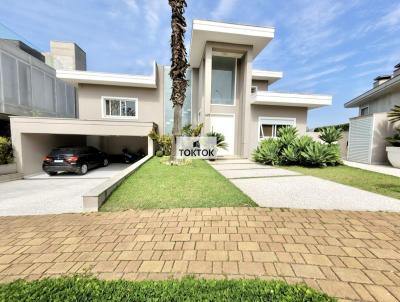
<box><xmin>103</xmin><ymin>97</ymin><xmax>137</xmax><ymax>119</ymax></box>
<box><xmin>211</xmin><ymin>56</ymin><xmax>236</xmax><ymax>105</ymax></box>
<box><xmin>360</xmin><ymin>106</ymin><xmax>369</xmax><ymax>116</ymax></box>
<box><xmin>251</xmin><ymin>86</ymin><xmax>258</xmax><ymax>94</ymax></box>
<box><xmin>259</xmin><ymin>117</ymin><xmax>296</xmax><ymax>139</ymax></box>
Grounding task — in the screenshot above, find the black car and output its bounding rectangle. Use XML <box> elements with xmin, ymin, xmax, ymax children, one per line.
<box><xmin>42</xmin><ymin>146</ymin><xmax>108</xmax><ymax>176</ymax></box>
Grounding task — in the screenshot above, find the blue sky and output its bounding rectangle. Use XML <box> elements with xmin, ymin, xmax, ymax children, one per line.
<box><xmin>1</xmin><ymin>0</ymin><xmax>399</xmax><ymax>128</ymax></box>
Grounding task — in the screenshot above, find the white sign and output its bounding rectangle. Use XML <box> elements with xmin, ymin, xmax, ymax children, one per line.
<box><xmin>176</xmin><ymin>137</ymin><xmax>217</xmax><ymax>159</ymax></box>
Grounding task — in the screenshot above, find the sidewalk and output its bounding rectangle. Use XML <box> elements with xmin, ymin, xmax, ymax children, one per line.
<box><xmin>344</xmin><ymin>160</ymin><xmax>400</xmax><ymax>178</ymax></box>
<box><xmin>0</xmin><ymin>208</ymin><xmax>400</xmax><ymax>301</ymax></box>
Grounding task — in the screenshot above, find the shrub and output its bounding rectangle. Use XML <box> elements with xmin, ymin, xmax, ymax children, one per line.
<box><xmin>0</xmin><ymin>136</ymin><xmax>13</xmax><ymax>165</ymax></box>
<box><xmin>253</xmin><ymin>138</ymin><xmax>281</xmax><ymax>165</ymax></box>
<box><xmin>155</xmin><ymin>150</ymin><xmax>164</xmax><ymax>157</ymax></box>
<box><xmin>386</xmin><ymin>127</ymin><xmax>400</xmax><ymax>147</ymax></box>
<box><xmin>149</xmin><ymin>130</ymin><xmax>172</xmax><ymax>155</ymax></box>
<box><xmin>319</xmin><ymin>126</ymin><xmax>343</xmax><ymax>144</ymax></box>
<box><xmin>0</xmin><ymin>276</ymin><xmax>336</xmax><ymax>302</ymax></box>
<box><xmin>388</xmin><ymin>104</ymin><xmax>400</xmax><ymax>123</ymax></box>
<box><xmin>182</xmin><ymin>123</ymin><xmax>203</xmax><ymax>137</ymax></box>
<box><xmin>206</xmin><ymin>130</ymin><xmax>228</xmax><ymax>150</ymax></box>
<box><xmin>252</xmin><ymin>126</ymin><xmax>342</xmax><ymax>167</ymax></box>
<box><xmin>301</xmin><ymin>142</ymin><xmax>341</xmax><ymax>167</ymax></box>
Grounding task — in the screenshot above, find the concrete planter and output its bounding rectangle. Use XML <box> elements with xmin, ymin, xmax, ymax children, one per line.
<box><xmin>0</xmin><ymin>163</ymin><xmax>17</xmax><ymax>175</ymax></box>
<box><xmin>386</xmin><ymin>147</ymin><xmax>400</xmax><ymax>168</ymax></box>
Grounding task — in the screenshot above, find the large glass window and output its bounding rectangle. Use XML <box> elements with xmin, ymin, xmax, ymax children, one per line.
<box><xmin>103</xmin><ymin>97</ymin><xmax>137</xmax><ymax>118</ymax></box>
<box><xmin>211</xmin><ymin>56</ymin><xmax>236</xmax><ymax>105</ymax></box>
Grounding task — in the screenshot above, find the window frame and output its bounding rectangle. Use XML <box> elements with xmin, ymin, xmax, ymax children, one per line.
<box><xmin>360</xmin><ymin>106</ymin><xmax>369</xmax><ymax>116</ymax></box>
<box><xmin>211</xmin><ymin>56</ymin><xmax>237</xmax><ymax>106</ymax></box>
<box><xmin>101</xmin><ymin>96</ymin><xmax>138</xmax><ymax>120</ymax></box>
<box><xmin>258</xmin><ymin>117</ymin><xmax>296</xmax><ymax>140</ymax></box>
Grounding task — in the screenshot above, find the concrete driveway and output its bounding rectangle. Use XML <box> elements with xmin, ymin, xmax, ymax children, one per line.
<box><xmin>210</xmin><ymin>159</ymin><xmax>400</xmax><ymax>212</ymax></box>
<box><xmin>0</xmin><ymin>164</ymin><xmax>129</xmax><ymax>216</ymax></box>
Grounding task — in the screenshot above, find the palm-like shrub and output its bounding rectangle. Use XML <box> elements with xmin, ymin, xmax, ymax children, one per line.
<box><xmin>253</xmin><ymin>138</ymin><xmax>281</xmax><ymax>165</ymax></box>
<box><xmin>253</xmin><ymin>126</ymin><xmax>342</xmax><ymax>167</ymax></box>
<box><xmin>319</xmin><ymin>126</ymin><xmax>343</xmax><ymax>144</ymax></box>
<box><xmin>388</xmin><ymin>105</ymin><xmax>400</xmax><ymax>123</ymax></box>
<box><xmin>206</xmin><ymin>131</ymin><xmax>228</xmax><ymax>150</ymax></box>
<box><xmin>182</xmin><ymin>123</ymin><xmax>203</xmax><ymax>137</ymax></box>
<box><xmin>301</xmin><ymin>142</ymin><xmax>340</xmax><ymax>167</ymax></box>
<box><xmin>386</xmin><ymin>127</ymin><xmax>400</xmax><ymax>147</ymax></box>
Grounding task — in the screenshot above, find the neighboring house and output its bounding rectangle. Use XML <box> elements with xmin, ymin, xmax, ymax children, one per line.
<box><xmin>8</xmin><ymin>20</ymin><xmax>332</xmax><ymax>175</ymax></box>
<box><xmin>344</xmin><ymin>63</ymin><xmax>400</xmax><ymax>164</ymax></box>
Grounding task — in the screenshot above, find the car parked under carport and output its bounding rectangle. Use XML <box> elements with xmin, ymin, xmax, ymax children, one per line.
<box><xmin>10</xmin><ymin>116</ymin><xmax>155</xmax><ymax>176</ymax></box>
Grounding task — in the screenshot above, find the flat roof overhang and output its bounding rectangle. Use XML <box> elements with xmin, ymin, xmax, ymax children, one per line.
<box><xmin>189</xmin><ymin>20</ymin><xmax>275</xmax><ymax>68</ymax></box>
<box><xmin>252</xmin><ymin>70</ymin><xmax>283</xmax><ymax>85</ymax></box>
<box><xmin>10</xmin><ymin>117</ymin><xmax>156</xmax><ymax>137</ymax></box>
<box><xmin>344</xmin><ymin>75</ymin><xmax>400</xmax><ymax>108</ymax></box>
<box><xmin>251</xmin><ymin>91</ymin><xmax>332</xmax><ymax>109</ymax></box>
<box><xmin>56</xmin><ymin>63</ymin><xmax>157</xmax><ymax>88</ymax></box>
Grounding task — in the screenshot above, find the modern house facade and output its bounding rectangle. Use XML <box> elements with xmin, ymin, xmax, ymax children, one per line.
<box><xmin>8</xmin><ymin>20</ymin><xmax>332</xmax><ymax>175</ymax></box>
<box><xmin>345</xmin><ymin>63</ymin><xmax>400</xmax><ymax>164</ymax></box>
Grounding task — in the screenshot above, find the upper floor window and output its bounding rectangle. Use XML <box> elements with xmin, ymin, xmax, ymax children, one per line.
<box><xmin>211</xmin><ymin>56</ymin><xmax>236</xmax><ymax>105</ymax></box>
<box><xmin>102</xmin><ymin>97</ymin><xmax>138</xmax><ymax>119</ymax></box>
<box><xmin>360</xmin><ymin>106</ymin><xmax>369</xmax><ymax>116</ymax></box>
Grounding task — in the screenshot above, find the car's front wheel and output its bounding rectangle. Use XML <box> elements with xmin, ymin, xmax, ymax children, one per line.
<box><xmin>79</xmin><ymin>164</ymin><xmax>88</xmax><ymax>175</ymax></box>
<box><xmin>103</xmin><ymin>158</ymin><xmax>109</xmax><ymax>167</ymax></box>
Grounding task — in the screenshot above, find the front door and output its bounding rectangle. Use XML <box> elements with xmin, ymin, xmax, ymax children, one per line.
<box><xmin>210</xmin><ymin>114</ymin><xmax>235</xmax><ymax>156</ymax></box>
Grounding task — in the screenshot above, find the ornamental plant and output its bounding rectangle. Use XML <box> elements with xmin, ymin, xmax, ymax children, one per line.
<box><xmin>0</xmin><ymin>136</ymin><xmax>13</xmax><ymax>165</ymax></box>
<box><xmin>253</xmin><ymin>126</ymin><xmax>342</xmax><ymax>167</ymax></box>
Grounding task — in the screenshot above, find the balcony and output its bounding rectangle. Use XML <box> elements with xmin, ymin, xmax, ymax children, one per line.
<box><xmin>251</xmin><ymin>91</ymin><xmax>332</xmax><ymax>109</ymax></box>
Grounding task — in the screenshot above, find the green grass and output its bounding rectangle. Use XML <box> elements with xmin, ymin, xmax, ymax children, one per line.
<box><xmin>0</xmin><ymin>276</ymin><xmax>336</xmax><ymax>302</ymax></box>
<box><xmin>284</xmin><ymin>165</ymin><xmax>400</xmax><ymax>200</ymax></box>
<box><xmin>101</xmin><ymin>157</ymin><xmax>255</xmax><ymax>211</ymax></box>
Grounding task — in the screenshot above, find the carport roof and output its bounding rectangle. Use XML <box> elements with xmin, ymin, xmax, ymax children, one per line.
<box><xmin>10</xmin><ymin>116</ymin><xmax>156</xmax><ymax>137</ymax></box>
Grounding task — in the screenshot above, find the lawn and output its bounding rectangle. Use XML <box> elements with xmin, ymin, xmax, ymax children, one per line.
<box><xmin>101</xmin><ymin>157</ymin><xmax>255</xmax><ymax>211</ymax></box>
<box><xmin>285</xmin><ymin>165</ymin><xmax>400</xmax><ymax>200</ymax></box>
<box><xmin>0</xmin><ymin>276</ymin><xmax>336</xmax><ymax>302</ymax></box>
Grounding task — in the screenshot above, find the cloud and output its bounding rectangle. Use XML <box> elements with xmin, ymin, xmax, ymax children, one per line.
<box><xmin>123</xmin><ymin>0</ymin><xmax>139</xmax><ymax>13</ymax></box>
<box><xmin>374</xmin><ymin>3</ymin><xmax>400</xmax><ymax>31</ymax></box>
<box><xmin>211</xmin><ymin>0</ymin><xmax>238</xmax><ymax>20</ymax></box>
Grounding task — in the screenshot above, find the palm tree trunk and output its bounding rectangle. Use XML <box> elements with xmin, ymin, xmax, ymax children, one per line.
<box><xmin>169</xmin><ymin>0</ymin><xmax>188</xmax><ymax>161</ymax></box>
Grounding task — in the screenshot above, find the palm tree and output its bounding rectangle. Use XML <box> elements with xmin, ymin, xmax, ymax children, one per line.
<box><xmin>388</xmin><ymin>105</ymin><xmax>400</xmax><ymax>123</ymax></box>
<box><xmin>168</xmin><ymin>0</ymin><xmax>189</xmax><ymax>161</ymax></box>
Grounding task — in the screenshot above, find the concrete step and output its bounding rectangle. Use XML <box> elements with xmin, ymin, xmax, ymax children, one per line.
<box><xmin>0</xmin><ymin>173</ymin><xmax>23</xmax><ymax>183</ymax></box>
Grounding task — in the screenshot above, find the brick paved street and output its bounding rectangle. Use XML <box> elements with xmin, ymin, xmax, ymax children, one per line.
<box><xmin>1</xmin><ymin>207</ymin><xmax>400</xmax><ymax>301</ymax></box>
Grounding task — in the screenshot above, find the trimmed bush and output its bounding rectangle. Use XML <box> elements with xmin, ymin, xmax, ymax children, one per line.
<box><xmin>0</xmin><ymin>136</ymin><xmax>13</xmax><ymax>165</ymax></box>
<box><xmin>0</xmin><ymin>276</ymin><xmax>336</xmax><ymax>302</ymax></box>
<box><xmin>155</xmin><ymin>150</ymin><xmax>164</xmax><ymax>157</ymax></box>
<box><xmin>253</xmin><ymin>126</ymin><xmax>342</xmax><ymax>167</ymax></box>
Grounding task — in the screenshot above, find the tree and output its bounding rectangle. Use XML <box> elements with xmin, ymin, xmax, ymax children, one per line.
<box><xmin>168</xmin><ymin>0</ymin><xmax>189</xmax><ymax>161</ymax></box>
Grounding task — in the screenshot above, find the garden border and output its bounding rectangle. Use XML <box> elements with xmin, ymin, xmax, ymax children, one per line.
<box><xmin>82</xmin><ymin>154</ymin><xmax>153</xmax><ymax>212</ymax></box>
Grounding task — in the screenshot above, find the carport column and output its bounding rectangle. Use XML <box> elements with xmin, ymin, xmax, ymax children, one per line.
<box><xmin>203</xmin><ymin>43</ymin><xmax>213</xmax><ymax>132</ymax></box>
<box><xmin>10</xmin><ymin>118</ymin><xmax>23</xmax><ymax>173</ymax></box>
<box><xmin>148</xmin><ymin>136</ymin><xmax>154</xmax><ymax>155</ymax></box>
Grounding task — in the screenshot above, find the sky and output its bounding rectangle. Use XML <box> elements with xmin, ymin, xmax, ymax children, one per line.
<box><xmin>0</xmin><ymin>0</ymin><xmax>399</xmax><ymax>128</ymax></box>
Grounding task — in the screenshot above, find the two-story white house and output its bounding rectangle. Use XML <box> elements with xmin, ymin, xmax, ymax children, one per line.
<box><xmin>7</xmin><ymin>20</ymin><xmax>332</xmax><ymax>175</ymax></box>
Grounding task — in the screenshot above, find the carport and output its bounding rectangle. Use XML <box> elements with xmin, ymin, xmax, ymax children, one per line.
<box><xmin>10</xmin><ymin>116</ymin><xmax>155</xmax><ymax>175</ymax></box>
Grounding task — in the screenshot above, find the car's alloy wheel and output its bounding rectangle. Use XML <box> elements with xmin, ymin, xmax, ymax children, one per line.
<box><xmin>103</xmin><ymin>159</ymin><xmax>109</xmax><ymax>167</ymax></box>
<box><xmin>80</xmin><ymin>164</ymin><xmax>88</xmax><ymax>175</ymax></box>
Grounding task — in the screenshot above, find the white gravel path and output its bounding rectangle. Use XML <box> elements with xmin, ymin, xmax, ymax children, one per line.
<box><xmin>209</xmin><ymin>159</ymin><xmax>400</xmax><ymax>212</ymax></box>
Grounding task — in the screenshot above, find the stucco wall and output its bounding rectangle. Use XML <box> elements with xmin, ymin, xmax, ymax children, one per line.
<box><xmin>371</xmin><ymin>112</ymin><xmax>395</xmax><ymax>164</ymax></box>
<box><xmin>77</xmin><ymin>66</ymin><xmax>164</xmax><ymax>133</ymax></box>
<box><xmin>252</xmin><ymin>80</ymin><xmax>268</xmax><ymax>91</ymax></box>
<box><xmin>249</xmin><ymin>105</ymin><xmax>308</xmax><ymax>152</ymax></box>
